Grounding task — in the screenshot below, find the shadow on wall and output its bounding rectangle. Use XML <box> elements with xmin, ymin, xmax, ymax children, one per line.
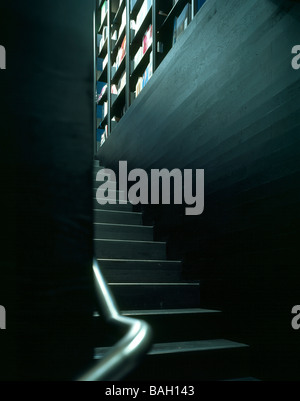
<box><xmin>269</xmin><ymin>0</ymin><xmax>300</xmax><ymax>21</ymax></box>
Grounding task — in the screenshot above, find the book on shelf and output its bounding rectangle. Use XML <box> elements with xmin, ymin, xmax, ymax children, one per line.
<box><xmin>111</xmin><ymin>84</ymin><xmax>118</xmax><ymax>95</ymax></box>
<box><xmin>103</xmin><ymin>101</ymin><xmax>108</xmax><ymax>119</ymax></box>
<box><xmin>135</xmin><ymin>77</ymin><xmax>143</xmax><ymax>97</ymax></box>
<box><xmin>99</xmin><ymin>26</ymin><xmax>108</xmax><ymax>54</ymax></box>
<box><xmin>112</xmin><ymin>29</ymin><xmax>118</xmax><ymax>41</ymax></box>
<box><xmin>118</xmin><ymin>72</ymin><xmax>126</xmax><ymax>93</ymax></box>
<box><xmin>132</xmin><ymin>24</ymin><xmax>152</xmax><ymax>71</ymax></box>
<box><xmin>114</xmin><ymin>35</ymin><xmax>126</xmax><ymax>71</ymax></box>
<box><xmin>96</xmin><ymin>70</ymin><xmax>102</xmax><ymax>81</ymax></box>
<box><xmin>103</xmin><ymin>53</ymin><xmax>108</xmax><ymax>69</ymax></box>
<box><xmin>172</xmin><ymin>16</ymin><xmax>177</xmax><ymax>46</ymax></box>
<box><xmin>119</xmin><ymin>7</ymin><xmax>127</xmax><ymax>38</ymax></box>
<box><xmin>133</xmin><ymin>47</ymin><xmax>143</xmax><ymax>70</ymax></box>
<box><xmin>100</xmin><ymin>125</ymin><xmax>108</xmax><ymax>146</ymax></box>
<box><xmin>135</xmin><ymin>51</ymin><xmax>153</xmax><ymax>97</ymax></box>
<box><xmin>135</xmin><ymin>0</ymin><xmax>152</xmax><ymax>33</ymax></box>
<box><xmin>142</xmin><ymin>24</ymin><xmax>152</xmax><ymax>54</ymax></box>
<box><xmin>173</xmin><ymin>3</ymin><xmax>191</xmax><ymax>46</ymax></box>
<box><xmin>143</xmin><ymin>55</ymin><xmax>153</xmax><ymax>86</ymax></box>
<box><xmin>130</xmin><ymin>0</ymin><xmax>137</xmax><ymax>11</ymax></box>
<box><xmin>111</xmin><ymin>71</ymin><xmax>126</xmax><ymax>100</ymax></box>
<box><xmin>130</xmin><ymin>19</ymin><xmax>138</xmax><ymax>42</ymax></box>
<box><xmin>100</xmin><ymin>1</ymin><xmax>108</xmax><ymax>26</ymax></box>
<box><xmin>97</xmin><ymin>84</ymin><xmax>107</xmax><ymax>103</ymax></box>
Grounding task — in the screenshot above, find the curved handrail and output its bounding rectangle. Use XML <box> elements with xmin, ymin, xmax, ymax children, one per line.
<box><xmin>77</xmin><ymin>258</ymin><xmax>152</xmax><ymax>381</ymax></box>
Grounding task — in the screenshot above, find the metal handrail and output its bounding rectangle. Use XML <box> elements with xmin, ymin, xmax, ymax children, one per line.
<box><xmin>77</xmin><ymin>258</ymin><xmax>152</xmax><ymax>381</ymax></box>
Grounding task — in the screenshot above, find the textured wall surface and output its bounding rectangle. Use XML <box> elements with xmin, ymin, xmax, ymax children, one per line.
<box><xmin>99</xmin><ymin>0</ymin><xmax>300</xmax><ymax>379</ymax></box>
<box><xmin>0</xmin><ymin>0</ymin><xmax>95</xmax><ymax>380</ymax></box>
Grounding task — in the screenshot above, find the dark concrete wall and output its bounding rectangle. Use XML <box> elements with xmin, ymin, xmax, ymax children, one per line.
<box><xmin>99</xmin><ymin>0</ymin><xmax>300</xmax><ymax>379</ymax></box>
<box><xmin>0</xmin><ymin>0</ymin><xmax>95</xmax><ymax>380</ymax></box>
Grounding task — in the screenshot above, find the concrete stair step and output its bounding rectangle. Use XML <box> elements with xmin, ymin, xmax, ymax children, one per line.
<box><xmin>98</xmin><ymin>258</ymin><xmax>182</xmax><ymax>283</ymax></box>
<box><xmin>94</xmin><ymin>339</ymin><xmax>250</xmax><ymax>380</ymax></box>
<box><xmin>94</xmin><ymin>239</ymin><xmax>166</xmax><ymax>260</ymax></box>
<box><xmin>145</xmin><ymin>339</ymin><xmax>248</xmax><ymax>356</ymax></box>
<box><xmin>95</xmin><ymin>338</ymin><xmax>247</xmax><ymax>358</ymax></box>
<box><xmin>93</xmin><ymin>209</ymin><xmax>142</xmax><ymax>225</ymax></box>
<box><xmin>107</xmin><ymin>282</ymin><xmax>200</xmax><ymax>309</ymax></box>
<box><xmin>123</xmin><ymin>308</ymin><xmax>224</xmax><ymax>343</ymax></box>
<box><xmin>93</xmin><ymin>199</ymin><xmax>132</xmax><ymax>212</ymax></box>
<box><xmin>93</xmin><ymin>308</ymin><xmax>224</xmax><ymax>345</ymax></box>
<box><xmin>94</xmin><ymin>223</ymin><xmax>153</xmax><ymax>241</ymax></box>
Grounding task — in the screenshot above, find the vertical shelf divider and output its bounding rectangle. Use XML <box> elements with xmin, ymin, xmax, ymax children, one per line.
<box><xmin>126</xmin><ymin>0</ymin><xmax>131</xmax><ymax>108</ymax></box>
<box><xmin>191</xmin><ymin>0</ymin><xmax>195</xmax><ymax>19</ymax></box>
<box><xmin>152</xmin><ymin>0</ymin><xmax>157</xmax><ymax>73</ymax></box>
<box><xmin>107</xmin><ymin>0</ymin><xmax>112</xmax><ymax>135</ymax></box>
<box><xmin>94</xmin><ymin>1</ymin><xmax>97</xmax><ymax>154</ymax></box>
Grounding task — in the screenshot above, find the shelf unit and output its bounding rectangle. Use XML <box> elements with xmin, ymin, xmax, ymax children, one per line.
<box><xmin>96</xmin><ymin>0</ymin><xmax>206</xmax><ymax>146</ymax></box>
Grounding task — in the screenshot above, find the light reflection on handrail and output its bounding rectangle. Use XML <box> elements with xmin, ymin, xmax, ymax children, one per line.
<box><xmin>77</xmin><ymin>258</ymin><xmax>152</xmax><ymax>381</ymax></box>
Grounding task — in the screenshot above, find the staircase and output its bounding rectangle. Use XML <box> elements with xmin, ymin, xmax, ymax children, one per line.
<box><xmin>92</xmin><ymin>160</ymin><xmax>253</xmax><ymax>381</ymax></box>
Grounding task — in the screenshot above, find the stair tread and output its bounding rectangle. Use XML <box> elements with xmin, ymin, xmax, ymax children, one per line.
<box><xmin>120</xmin><ymin>308</ymin><xmax>221</xmax><ymax>316</ymax></box>
<box><xmin>93</xmin><ymin>209</ymin><xmax>141</xmax><ymax>216</ymax></box>
<box><xmin>94</xmin><ymin>308</ymin><xmax>220</xmax><ymax>317</ymax></box>
<box><xmin>93</xmin><ymin>188</ymin><xmax>123</xmax><ymax>192</ymax></box>
<box><xmin>148</xmin><ymin>339</ymin><xmax>249</xmax><ymax>355</ymax></box>
<box><xmin>108</xmin><ymin>282</ymin><xmax>199</xmax><ymax>286</ymax></box>
<box><xmin>93</xmin><ymin>198</ymin><xmax>130</xmax><ymax>205</ymax></box>
<box><xmin>98</xmin><ymin>258</ymin><xmax>181</xmax><ymax>263</ymax></box>
<box><xmin>94</xmin><ymin>222</ymin><xmax>153</xmax><ymax>241</ymax></box>
<box><xmin>94</xmin><ymin>238</ymin><xmax>166</xmax><ymax>245</ymax></box>
<box><xmin>95</xmin><ymin>339</ymin><xmax>249</xmax><ymax>359</ymax></box>
<box><xmin>94</xmin><ymin>222</ymin><xmax>153</xmax><ymax>229</ymax></box>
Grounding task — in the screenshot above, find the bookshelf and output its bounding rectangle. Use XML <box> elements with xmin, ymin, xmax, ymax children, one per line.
<box><xmin>96</xmin><ymin>0</ymin><xmax>207</xmax><ymax>147</ymax></box>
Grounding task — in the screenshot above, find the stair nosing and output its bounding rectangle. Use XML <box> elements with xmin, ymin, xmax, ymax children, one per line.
<box><xmin>107</xmin><ymin>282</ymin><xmax>200</xmax><ymax>286</ymax></box>
<box><xmin>97</xmin><ymin>258</ymin><xmax>181</xmax><ymax>263</ymax></box>
<box><xmin>93</xmin><ymin>209</ymin><xmax>142</xmax><ymax>216</ymax></box>
<box><xmin>121</xmin><ymin>308</ymin><xmax>221</xmax><ymax>315</ymax></box>
<box><xmin>93</xmin><ymin>308</ymin><xmax>221</xmax><ymax>317</ymax></box>
<box><xmin>93</xmin><ymin>188</ymin><xmax>124</xmax><ymax>192</ymax></box>
<box><xmin>147</xmin><ymin>339</ymin><xmax>249</xmax><ymax>355</ymax></box>
<box><xmin>93</xmin><ymin>198</ymin><xmax>129</xmax><ymax>204</ymax></box>
<box><xmin>94</xmin><ymin>339</ymin><xmax>249</xmax><ymax>359</ymax></box>
<box><xmin>94</xmin><ymin>238</ymin><xmax>166</xmax><ymax>245</ymax></box>
<box><xmin>94</xmin><ymin>222</ymin><xmax>153</xmax><ymax>229</ymax></box>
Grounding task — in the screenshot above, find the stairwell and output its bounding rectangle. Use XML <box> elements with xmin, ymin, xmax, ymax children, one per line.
<box><xmin>92</xmin><ymin>160</ymin><xmax>254</xmax><ymax>381</ymax></box>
